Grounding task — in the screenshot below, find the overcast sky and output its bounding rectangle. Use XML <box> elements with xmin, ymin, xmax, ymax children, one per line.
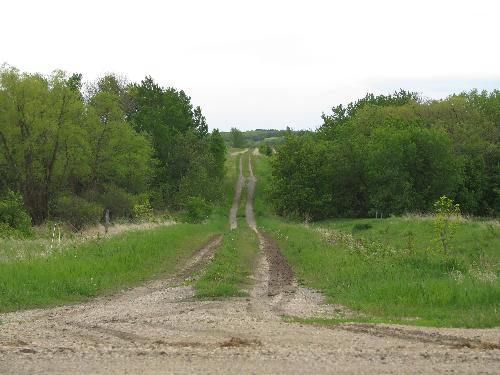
<box><xmin>2</xmin><ymin>0</ymin><xmax>499</xmax><ymax>131</ymax></box>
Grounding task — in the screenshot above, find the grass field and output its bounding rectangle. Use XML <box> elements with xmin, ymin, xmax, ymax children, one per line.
<box><xmin>194</xmin><ymin>219</ymin><xmax>259</xmax><ymax>297</ymax></box>
<box><xmin>253</xmin><ymin>153</ymin><xmax>500</xmax><ymax>328</ymax></box>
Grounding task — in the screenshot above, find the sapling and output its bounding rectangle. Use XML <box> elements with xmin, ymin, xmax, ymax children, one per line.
<box><xmin>432</xmin><ymin>195</ymin><xmax>460</xmax><ymax>255</ymax></box>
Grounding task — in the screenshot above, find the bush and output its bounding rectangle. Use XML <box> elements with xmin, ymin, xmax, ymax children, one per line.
<box><xmin>52</xmin><ymin>195</ymin><xmax>103</xmax><ymax>231</ymax></box>
<box><xmin>259</xmin><ymin>143</ymin><xmax>273</xmax><ymax>156</ymax></box>
<box><xmin>433</xmin><ymin>195</ymin><xmax>461</xmax><ymax>255</ymax></box>
<box><xmin>184</xmin><ymin>196</ymin><xmax>212</xmax><ymax>223</ymax></box>
<box><xmin>0</xmin><ymin>191</ymin><xmax>32</xmax><ymax>238</ymax></box>
<box><xmin>133</xmin><ymin>197</ymin><xmax>154</xmax><ymax>221</ymax></box>
<box><xmin>100</xmin><ymin>186</ymin><xmax>135</xmax><ymax>219</ymax></box>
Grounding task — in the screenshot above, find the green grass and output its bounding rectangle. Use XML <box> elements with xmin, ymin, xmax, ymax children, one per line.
<box><xmin>316</xmin><ymin>216</ymin><xmax>499</xmax><ymax>263</ymax></box>
<box><xmin>260</xmin><ymin>217</ymin><xmax>500</xmax><ymax>327</ymax></box>
<box><xmin>194</xmin><ymin>219</ymin><xmax>259</xmax><ymax>298</ymax></box>
<box><xmin>252</xmin><ymin>152</ymin><xmax>499</xmax><ymax>328</ymax></box>
<box><xmin>0</xmin><ymin>219</ymin><xmax>226</xmax><ymax>313</ymax></box>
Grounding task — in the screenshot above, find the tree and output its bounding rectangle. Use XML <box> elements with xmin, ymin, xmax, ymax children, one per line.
<box><xmin>0</xmin><ymin>67</ymin><xmax>87</xmax><ymax>223</ymax></box>
<box><xmin>230</xmin><ymin>127</ymin><xmax>246</xmax><ymax>148</ymax></box>
<box><xmin>128</xmin><ymin>76</ymin><xmax>225</xmax><ymax>209</ymax></box>
<box><xmin>270</xmin><ymin>90</ymin><xmax>498</xmax><ymax>220</ymax></box>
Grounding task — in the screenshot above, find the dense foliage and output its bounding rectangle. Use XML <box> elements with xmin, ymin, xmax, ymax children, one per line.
<box><xmin>0</xmin><ymin>190</ymin><xmax>32</xmax><ymax>237</ymax></box>
<box><xmin>229</xmin><ymin>127</ymin><xmax>246</xmax><ymax>148</ymax></box>
<box><xmin>270</xmin><ymin>90</ymin><xmax>499</xmax><ymax>219</ymax></box>
<box><xmin>0</xmin><ymin>66</ymin><xmax>225</xmax><ymax>228</ymax></box>
<box><xmin>223</xmin><ymin>128</ymin><xmax>287</xmax><ymax>147</ymax></box>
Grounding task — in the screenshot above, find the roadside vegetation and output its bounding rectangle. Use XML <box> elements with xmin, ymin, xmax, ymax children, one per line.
<box><xmin>261</xmin><ymin>216</ymin><xmax>499</xmax><ymax>327</ymax></box>
<box><xmin>254</xmin><ymin>151</ymin><xmax>499</xmax><ymax>327</ymax></box>
<box><xmin>0</xmin><ymin>221</ymin><xmax>225</xmax><ymax>313</ymax></box>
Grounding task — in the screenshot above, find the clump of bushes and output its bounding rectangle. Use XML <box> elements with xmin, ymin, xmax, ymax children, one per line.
<box><xmin>259</xmin><ymin>143</ymin><xmax>273</xmax><ymax>156</ymax></box>
<box><xmin>100</xmin><ymin>186</ymin><xmax>135</xmax><ymax>219</ymax></box>
<box><xmin>52</xmin><ymin>195</ymin><xmax>103</xmax><ymax>231</ymax></box>
<box><xmin>133</xmin><ymin>196</ymin><xmax>154</xmax><ymax>221</ymax></box>
<box><xmin>184</xmin><ymin>196</ymin><xmax>212</xmax><ymax>223</ymax></box>
<box><xmin>0</xmin><ymin>191</ymin><xmax>32</xmax><ymax>238</ymax></box>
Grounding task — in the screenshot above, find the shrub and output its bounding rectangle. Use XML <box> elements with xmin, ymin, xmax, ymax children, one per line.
<box><xmin>0</xmin><ymin>191</ymin><xmax>32</xmax><ymax>238</ymax></box>
<box><xmin>133</xmin><ymin>197</ymin><xmax>154</xmax><ymax>221</ymax></box>
<box><xmin>259</xmin><ymin>143</ymin><xmax>273</xmax><ymax>156</ymax></box>
<box><xmin>184</xmin><ymin>196</ymin><xmax>212</xmax><ymax>223</ymax></box>
<box><xmin>433</xmin><ymin>195</ymin><xmax>461</xmax><ymax>255</ymax></box>
<box><xmin>52</xmin><ymin>194</ymin><xmax>103</xmax><ymax>231</ymax></box>
<box><xmin>100</xmin><ymin>186</ymin><xmax>135</xmax><ymax>219</ymax></box>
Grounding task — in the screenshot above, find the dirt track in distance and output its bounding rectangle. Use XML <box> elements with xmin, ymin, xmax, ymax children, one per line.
<box><xmin>0</xmin><ymin>153</ymin><xmax>499</xmax><ymax>374</ymax></box>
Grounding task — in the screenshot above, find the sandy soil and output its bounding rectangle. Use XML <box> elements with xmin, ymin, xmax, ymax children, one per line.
<box><xmin>0</xmin><ymin>155</ymin><xmax>498</xmax><ymax>374</ymax></box>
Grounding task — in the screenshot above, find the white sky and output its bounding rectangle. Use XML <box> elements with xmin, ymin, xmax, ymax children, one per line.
<box><xmin>1</xmin><ymin>0</ymin><xmax>499</xmax><ymax>131</ymax></box>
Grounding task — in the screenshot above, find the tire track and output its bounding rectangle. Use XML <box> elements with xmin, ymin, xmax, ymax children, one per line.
<box><xmin>245</xmin><ymin>153</ymin><xmax>296</xmax><ymax>316</ymax></box>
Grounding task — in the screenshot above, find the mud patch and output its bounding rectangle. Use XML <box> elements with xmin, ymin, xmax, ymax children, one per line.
<box><xmin>261</xmin><ymin>232</ymin><xmax>295</xmax><ymax>297</ymax></box>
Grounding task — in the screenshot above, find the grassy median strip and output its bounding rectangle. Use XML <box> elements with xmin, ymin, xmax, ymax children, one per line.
<box><xmin>260</xmin><ymin>216</ymin><xmax>499</xmax><ymax>328</ymax></box>
<box><xmin>194</xmin><ymin>219</ymin><xmax>259</xmax><ymax>298</ymax></box>
<box><xmin>0</xmin><ymin>221</ymin><xmax>224</xmax><ymax>313</ymax></box>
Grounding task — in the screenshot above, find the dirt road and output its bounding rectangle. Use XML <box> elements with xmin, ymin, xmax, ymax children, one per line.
<box><xmin>0</xmin><ymin>154</ymin><xmax>499</xmax><ymax>374</ymax></box>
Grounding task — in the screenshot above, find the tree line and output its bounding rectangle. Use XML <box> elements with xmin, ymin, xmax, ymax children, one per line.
<box><xmin>0</xmin><ymin>66</ymin><xmax>225</xmax><ymax>228</ymax></box>
<box><xmin>270</xmin><ymin>90</ymin><xmax>499</xmax><ymax>220</ymax></box>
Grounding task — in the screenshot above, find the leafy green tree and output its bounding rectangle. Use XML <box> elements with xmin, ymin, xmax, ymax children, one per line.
<box><xmin>128</xmin><ymin>76</ymin><xmax>225</xmax><ymax>209</ymax></box>
<box><xmin>230</xmin><ymin>127</ymin><xmax>246</xmax><ymax>148</ymax></box>
<box><xmin>270</xmin><ymin>90</ymin><xmax>498</xmax><ymax>220</ymax></box>
<box><xmin>0</xmin><ymin>67</ymin><xmax>87</xmax><ymax>223</ymax></box>
<box><xmin>259</xmin><ymin>143</ymin><xmax>273</xmax><ymax>156</ymax></box>
<box><xmin>270</xmin><ymin>133</ymin><xmax>334</xmax><ymax>220</ymax></box>
<box><xmin>0</xmin><ymin>190</ymin><xmax>32</xmax><ymax>237</ymax></box>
